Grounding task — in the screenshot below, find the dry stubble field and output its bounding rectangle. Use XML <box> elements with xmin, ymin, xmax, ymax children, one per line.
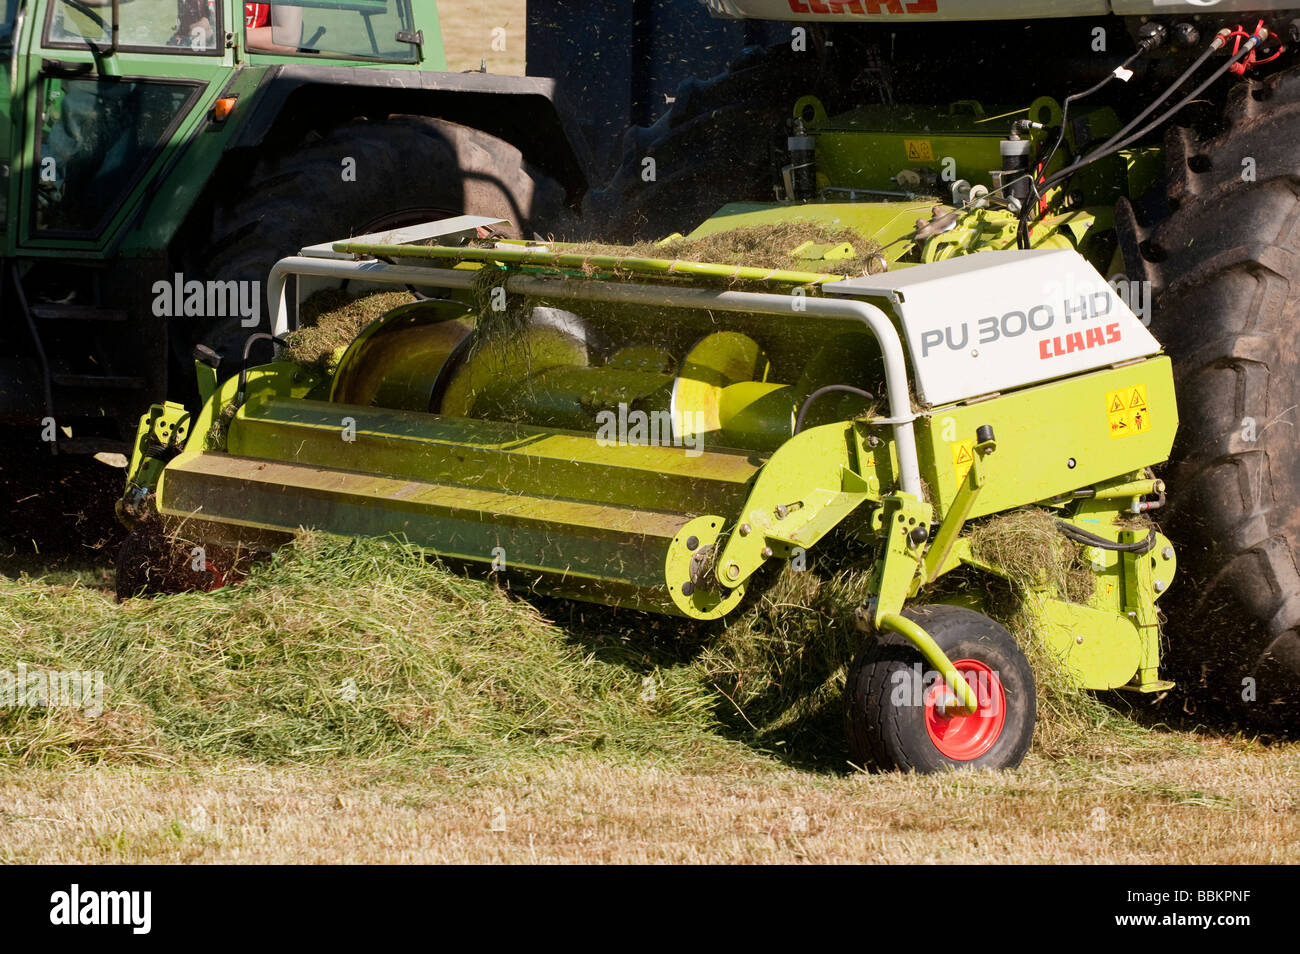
<box><xmin>3</xmin><ymin>742</ymin><xmax>1297</xmax><ymax>864</ymax></box>
<box><xmin>436</xmin><ymin>0</ymin><xmax>526</xmax><ymax>74</ymax></box>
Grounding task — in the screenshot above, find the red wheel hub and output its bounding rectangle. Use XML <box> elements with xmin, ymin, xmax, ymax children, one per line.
<box><xmin>202</xmin><ymin>561</ymin><xmax>226</xmax><ymax>591</ymax></box>
<box><xmin>923</xmin><ymin>659</ymin><xmax>1006</xmax><ymax>761</ymax></box>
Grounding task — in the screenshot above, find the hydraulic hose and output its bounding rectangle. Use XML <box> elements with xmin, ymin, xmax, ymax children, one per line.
<box><xmin>1020</xmin><ymin>28</ymin><xmax>1261</xmax><ymax>248</ymax></box>
<box><xmin>1042</xmin><ymin>28</ymin><xmax>1254</xmax><ymax>195</ymax></box>
<box><xmin>1038</xmin><ymin>42</ymin><xmax>1156</xmax><ymax>183</ymax></box>
<box><xmin>794</xmin><ymin>384</ymin><xmax>876</xmax><ymax>434</ymax></box>
<box><xmin>1056</xmin><ymin>520</ymin><xmax>1158</xmax><ymax>554</ymax></box>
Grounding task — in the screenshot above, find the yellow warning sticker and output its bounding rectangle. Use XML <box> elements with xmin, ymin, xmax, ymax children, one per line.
<box><xmin>1106</xmin><ymin>383</ymin><xmax>1151</xmax><ymax>439</ymax></box>
<box><xmin>904</xmin><ymin>139</ymin><xmax>934</xmax><ymax>162</ymax></box>
<box><xmin>952</xmin><ymin>439</ymin><xmax>975</xmax><ymax>482</ymax></box>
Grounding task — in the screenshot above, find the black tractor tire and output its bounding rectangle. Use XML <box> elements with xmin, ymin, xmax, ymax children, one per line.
<box><xmin>589</xmin><ymin>44</ymin><xmax>829</xmax><ymax>242</ymax></box>
<box><xmin>1131</xmin><ymin>69</ymin><xmax>1300</xmax><ymax>714</ymax></box>
<box><xmin>183</xmin><ymin>115</ymin><xmax>573</xmax><ymax>375</ymax></box>
<box><xmin>844</xmin><ymin>604</ymin><xmax>1036</xmax><ymax>773</ymax></box>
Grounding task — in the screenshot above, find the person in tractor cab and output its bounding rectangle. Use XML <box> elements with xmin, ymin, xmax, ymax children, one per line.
<box><xmin>243</xmin><ymin>2</ymin><xmax>302</xmax><ymax>52</ymax></box>
<box><xmin>174</xmin><ymin>0</ymin><xmax>301</xmax><ymax>52</ymax></box>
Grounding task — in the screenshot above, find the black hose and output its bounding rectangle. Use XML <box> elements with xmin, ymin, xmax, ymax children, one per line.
<box><xmin>1056</xmin><ymin>520</ymin><xmax>1158</xmax><ymax>554</ymax></box>
<box><xmin>794</xmin><ymin>384</ymin><xmax>875</xmax><ymax>434</ymax></box>
<box><xmin>1037</xmin><ymin>45</ymin><xmax>1151</xmax><ymax>184</ymax></box>
<box><xmin>1065</xmin><ymin>38</ymin><xmax>1220</xmax><ymax>172</ymax></box>
<box><xmin>1020</xmin><ymin>30</ymin><xmax>1252</xmax><ymax>248</ymax></box>
<box><xmin>1041</xmin><ymin>33</ymin><xmax>1254</xmax><ymax>197</ymax></box>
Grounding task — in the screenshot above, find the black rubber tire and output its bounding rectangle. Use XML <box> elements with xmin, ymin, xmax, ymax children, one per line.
<box><xmin>185</xmin><ymin>115</ymin><xmax>572</xmax><ymax>372</ymax></box>
<box><xmin>844</xmin><ymin>604</ymin><xmax>1035</xmax><ymax>773</ymax></box>
<box><xmin>1131</xmin><ymin>69</ymin><xmax>1300</xmax><ymax>710</ymax></box>
<box><xmin>589</xmin><ymin>44</ymin><xmax>827</xmax><ymax>242</ymax></box>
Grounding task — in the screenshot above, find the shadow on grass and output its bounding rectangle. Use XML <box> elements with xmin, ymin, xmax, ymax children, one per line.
<box><xmin>522</xmin><ymin>559</ymin><xmax>874</xmax><ymax>776</ymax></box>
<box><xmin>0</xmin><ymin>433</ymin><xmax>124</xmax><ymax>587</ymax></box>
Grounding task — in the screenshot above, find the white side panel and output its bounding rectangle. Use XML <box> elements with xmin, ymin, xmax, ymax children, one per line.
<box><xmin>1111</xmin><ymin>0</ymin><xmax>1294</xmax><ymax>13</ymax></box>
<box><xmin>702</xmin><ymin>0</ymin><xmax>1109</xmax><ymax>22</ymax></box>
<box><xmin>824</xmin><ymin>249</ymin><xmax>1161</xmax><ymax>407</ymax></box>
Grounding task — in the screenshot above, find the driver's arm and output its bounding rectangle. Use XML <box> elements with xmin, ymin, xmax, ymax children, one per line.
<box><xmin>246</xmin><ymin>4</ymin><xmax>302</xmax><ymax>52</ymax></box>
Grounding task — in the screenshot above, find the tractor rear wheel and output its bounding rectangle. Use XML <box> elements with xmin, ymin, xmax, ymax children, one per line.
<box><xmin>183</xmin><ymin>115</ymin><xmax>572</xmax><ymax>375</ymax></box>
<box><xmin>589</xmin><ymin>44</ymin><xmax>826</xmax><ymax>241</ymax></box>
<box><xmin>844</xmin><ymin>604</ymin><xmax>1036</xmax><ymax>773</ymax></box>
<box><xmin>1135</xmin><ymin>69</ymin><xmax>1300</xmax><ymax>711</ymax></box>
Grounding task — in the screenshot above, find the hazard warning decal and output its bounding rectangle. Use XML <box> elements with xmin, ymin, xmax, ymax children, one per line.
<box><xmin>952</xmin><ymin>438</ymin><xmax>975</xmax><ymax>482</ymax></box>
<box><xmin>904</xmin><ymin>139</ymin><xmax>934</xmax><ymax>162</ymax></box>
<box><xmin>1106</xmin><ymin>384</ymin><xmax>1151</xmax><ymax>439</ymax></box>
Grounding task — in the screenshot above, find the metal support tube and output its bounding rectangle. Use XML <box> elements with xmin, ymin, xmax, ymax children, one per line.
<box><xmin>878</xmin><ymin>612</ymin><xmax>979</xmax><ymax>715</ymax></box>
<box><xmin>266</xmin><ymin>257</ymin><xmax>478</xmax><ymax>336</ymax></box>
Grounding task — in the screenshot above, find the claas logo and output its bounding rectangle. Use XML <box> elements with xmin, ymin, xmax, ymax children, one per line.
<box><xmin>787</xmin><ymin>0</ymin><xmax>939</xmax><ymax>13</ymax></box>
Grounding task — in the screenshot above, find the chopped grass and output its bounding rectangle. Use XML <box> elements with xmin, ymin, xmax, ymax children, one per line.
<box><xmin>538</xmin><ymin>222</ymin><xmax>884</xmax><ymax>277</ymax></box>
<box><xmin>468</xmin><ymin>264</ymin><xmax>533</xmax><ymax>360</ymax></box>
<box><xmin>282</xmin><ymin>288</ymin><xmax>416</xmax><ymax>368</ymax></box>
<box><xmin>0</xmin><ymin>534</ymin><xmax>737</xmax><ymax>771</ymax></box>
<box><xmin>968</xmin><ymin>507</ymin><xmax>1095</xmax><ymax>604</ymax></box>
<box><xmin>697</xmin><ymin>563</ymin><xmax>876</xmax><ymax>763</ymax></box>
<box><xmin>3</xmin><ymin>532</ymin><xmax>1289</xmax><ymax>863</ymax></box>
<box><xmin>0</xmin><ymin>525</ymin><xmax>1194</xmax><ymax>773</ymax></box>
<box><xmin>962</xmin><ymin>508</ymin><xmax>1173</xmax><ymax>760</ymax></box>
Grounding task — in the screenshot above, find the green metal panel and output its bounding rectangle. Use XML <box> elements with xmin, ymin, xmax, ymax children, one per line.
<box><xmin>1030</xmin><ymin>598</ymin><xmax>1143</xmax><ymax>690</ymax></box>
<box><xmin>915</xmin><ymin>357</ymin><xmax>1178</xmax><ymax>519</ymax></box>
<box><xmin>226</xmin><ymin>396</ymin><xmax>762</xmax><ymax>517</ymax></box>
<box><xmin>813</xmin><ymin>99</ymin><xmax>1016</xmax><ymax>195</ymax></box>
<box><xmin>123</xmin><ymin>64</ymin><xmax>271</xmax><ymax>254</ymax></box>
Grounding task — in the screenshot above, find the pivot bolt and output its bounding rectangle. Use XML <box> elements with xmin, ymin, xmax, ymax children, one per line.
<box><xmin>686</xmin><ymin>535</ymin><xmax>699</xmax><ymax>551</ymax></box>
<box><xmin>726</xmin><ymin>563</ymin><xmax>740</xmax><ymax>580</ymax></box>
<box><xmin>1153</xmin><ymin>580</ymin><xmax>1166</xmax><ymax>593</ymax></box>
<box><xmin>1162</xmin><ymin>547</ymin><xmax>1173</xmax><ymax>560</ymax></box>
<box><xmin>1076</xmin><ymin>635</ymin><xmax>1084</xmax><ymax>645</ymax></box>
<box><xmin>761</xmin><ymin>546</ymin><xmax>774</xmax><ymax>558</ymax></box>
<box><xmin>739</xmin><ymin>524</ymin><xmax>751</xmax><ymax>536</ymax></box>
<box><xmin>681</xmin><ymin>581</ymin><xmax>694</xmax><ymax>596</ymax></box>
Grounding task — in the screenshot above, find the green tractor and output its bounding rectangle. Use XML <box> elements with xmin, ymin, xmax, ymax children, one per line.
<box><xmin>590</xmin><ymin>1</ymin><xmax>1300</xmax><ymax>713</ymax></box>
<box><xmin>0</xmin><ymin>0</ymin><xmax>584</xmax><ymax>449</ymax></box>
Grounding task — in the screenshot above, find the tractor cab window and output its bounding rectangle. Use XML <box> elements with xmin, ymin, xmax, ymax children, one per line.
<box><xmin>247</xmin><ymin>0</ymin><xmax>417</xmax><ymax>62</ymax></box>
<box><xmin>0</xmin><ymin>0</ymin><xmax>20</xmax><ymax>46</ymax></box>
<box><xmin>34</xmin><ymin>76</ymin><xmax>199</xmax><ymax>234</ymax></box>
<box><xmin>45</xmin><ymin>0</ymin><xmax>223</xmax><ymax>53</ymax></box>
